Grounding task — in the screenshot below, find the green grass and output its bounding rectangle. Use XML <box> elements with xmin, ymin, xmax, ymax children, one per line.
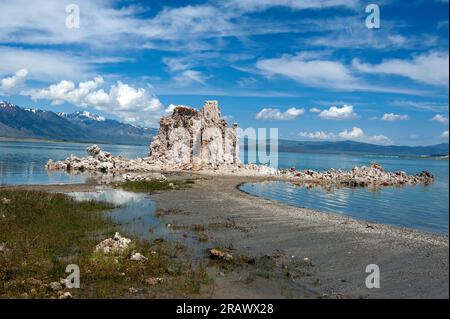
<box><xmin>117</xmin><ymin>179</ymin><xmax>195</xmax><ymax>193</ymax></box>
<box><xmin>0</xmin><ymin>189</ymin><xmax>211</xmax><ymax>299</ymax></box>
<box><xmin>0</xmin><ymin>190</ymin><xmax>114</xmax><ymax>298</ymax></box>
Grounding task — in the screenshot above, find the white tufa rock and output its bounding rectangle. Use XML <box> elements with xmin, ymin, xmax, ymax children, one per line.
<box><xmin>149</xmin><ymin>101</ymin><xmax>240</xmax><ymax>169</ymax></box>
<box><xmin>129</xmin><ymin>252</ymin><xmax>148</xmax><ymax>262</ymax></box>
<box><xmin>209</xmin><ymin>248</ymin><xmax>233</xmax><ymax>261</ymax></box>
<box><xmin>58</xmin><ymin>292</ymin><xmax>73</xmax><ymax>299</ymax></box>
<box><xmin>60</xmin><ymin>278</ymin><xmax>72</xmax><ymax>289</ymax></box>
<box><xmin>285</xmin><ymin>163</ymin><xmax>434</xmax><ymax>187</ymax></box>
<box><xmin>95</xmin><ymin>232</ymin><xmax>132</xmax><ymax>254</ymax></box>
<box><xmin>128</xmin><ymin>287</ymin><xmax>138</xmax><ymax>294</ymax></box>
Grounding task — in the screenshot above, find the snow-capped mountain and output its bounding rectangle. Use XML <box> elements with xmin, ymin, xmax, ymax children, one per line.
<box><xmin>59</xmin><ymin>110</ymin><xmax>105</xmax><ymax>122</ymax></box>
<box><xmin>0</xmin><ymin>101</ymin><xmax>13</xmax><ymax>108</ymax></box>
<box><xmin>24</xmin><ymin>108</ymin><xmax>38</xmax><ymax>114</ymax></box>
<box><xmin>0</xmin><ymin>101</ymin><xmax>157</xmax><ymax>145</ymax></box>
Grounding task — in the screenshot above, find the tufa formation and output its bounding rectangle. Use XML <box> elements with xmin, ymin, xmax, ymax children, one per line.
<box><xmin>149</xmin><ymin>100</ymin><xmax>240</xmax><ymax>169</ymax></box>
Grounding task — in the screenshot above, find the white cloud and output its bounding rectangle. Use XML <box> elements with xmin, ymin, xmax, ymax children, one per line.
<box><xmin>28</xmin><ymin>76</ymin><xmax>104</xmax><ymax>106</ymax></box>
<box><xmin>353</xmin><ymin>51</ymin><xmax>449</xmax><ymax>87</ymax></box>
<box><xmin>369</xmin><ymin>135</ymin><xmax>393</xmax><ymax>144</ymax></box>
<box><xmin>307</xmin><ymin>16</ymin><xmax>438</xmax><ymax>51</ymax></box>
<box><xmin>338</xmin><ymin>126</ymin><xmax>365</xmax><ymax>139</ymax></box>
<box><xmin>0</xmin><ymin>46</ymin><xmax>98</xmax><ymax>81</ymax></box>
<box><xmin>441</xmin><ymin>131</ymin><xmax>449</xmax><ymax>139</ymax></box>
<box><xmin>165</xmin><ymin>104</ymin><xmax>177</xmax><ymax>114</ymax></box>
<box><xmin>309</xmin><ymin>107</ymin><xmax>321</xmax><ymax>113</ymax></box>
<box><xmin>223</xmin><ymin>0</ymin><xmax>358</xmax><ymax>13</ymax></box>
<box><xmin>256</xmin><ymin>107</ymin><xmax>305</xmax><ymax>120</ymax></box>
<box><xmin>391</xmin><ymin>100</ymin><xmax>449</xmax><ymax>112</ymax></box>
<box><xmin>318</xmin><ymin>105</ymin><xmax>357</xmax><ymax>120</ymax></box>
<box><xmin>256</xmin><ymin>53</ymin><xmax>359</xmax><ymax>90</ymax></box>
<box><xmin>0</xmin><ymin>0</ymin><xmax>444</xmax><ymax>101</ymax></box>
<box><xmin>298</xmin><ymin>131</ymin><xmax>330</xmax><ymax>140</ymax></box>
<box><xmin>163</xmin><ymin>54</ymin><xmax>215</xmax><ymax>86</ymax></box>
<box><xmin>237</xmin><ymin>77</ymin><xmax>257</xmax><ymax>88</ymax></box>
<box><xmin>163</xmin><ymin>57</ymin><xmax>194</xmax><ymax>73</ymax></box>
<box><xmin>0</xmin><ymin>69</ymin><xmax>28</xmax><ymax>94</ymax></box>
<box><xmin>381</xmin><ymin>113</ymin><xmax>410</xmax><ymax>121</ymax></box>
<box><xmin>255</xmin><ymin>52</ymin><xmax>423</xmax><ymax>95</ymax></box>
<box><xmin>0</xmin><ymin>0</ymin><xmax>360</xmax><ymax>49</ymax></box>
<box><xmin>0</xmin><ymin>0</ymin><xmax>152</xmax><ymax>46</ymax></box>
<box><xmin>299</xmin><ymin>126</ymin><xmax>391</xmax><ymax>144</ymax></box>
<box><xmin>138</xmin><ymin>5</ymin><xmax>236</xmax><ymax>42</ymax></box>
<box><xmin>0</xmin><ymin>0</ymin><xmax>443</xmax><ymax>100</ymax></box>
<box><xmin>0</xmin><ymin>0</ymin><xmax>304</xmax><ymax>50</ymax></box>
<box><xmin>26</xmin><ymin>76</ymin><xmax>163</xmax><ymax>126</ymax></box>
<box><xmin>432</xmin><ymin>114</ymin><xmax>449</xmax><ymax>124</ymax></box>
<box><xmin>174</xmin><ymin>70</ymin><xmax>208</xmax><ymax>86</ymax></box>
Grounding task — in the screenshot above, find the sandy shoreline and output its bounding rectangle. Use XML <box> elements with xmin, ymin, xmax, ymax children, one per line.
<box><xmin>3</xmin><ymin>173</ymin><xmax>448</xmax><ymax>298</ymax></box>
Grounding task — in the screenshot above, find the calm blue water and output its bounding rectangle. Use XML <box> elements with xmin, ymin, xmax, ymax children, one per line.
<box><xmin>1</xmin><ymin>139</ymin><xmax>448</xmax><ymax>234</ymax></box>
<box><xmin>0</xmin><ymin>140</ymin><xmax>148</xmax><ymax>185</ymax></box>
<box><xmin>240</xmin><ymin>153</ymin><xmax>449</xmax><ymax>235</ymax></box>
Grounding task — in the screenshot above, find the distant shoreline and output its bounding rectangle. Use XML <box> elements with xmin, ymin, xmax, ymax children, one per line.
<box><xmin>0</xmin><ymin>136</ymin><xmax>145</xmax><ymax>146</ymax></box>
<box><xmin>0</xmin><ymin>136</ymin><xmax>97</xmax><ymax>144</ymax></box>
<box><xmin>1</xmin><ymin>136</ymin><xmax>448</xmax><ymax>159</ymax></box>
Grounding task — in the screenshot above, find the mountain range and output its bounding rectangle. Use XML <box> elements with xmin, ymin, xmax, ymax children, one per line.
<box><xmin>1</xmin><ymin>101</ymin><xmax>448</xmax><ymax>156</ymax></box>
<box><xmin>276</xmin><ymin>139</ymin><xmax>449</xmax><ymax>157</ymax></box>
<box><xmin>0</xmin><ymin>101</ymin><xmax>157</xmax><ymax>145</ymax></box>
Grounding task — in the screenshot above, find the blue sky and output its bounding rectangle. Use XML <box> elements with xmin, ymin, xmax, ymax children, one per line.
<box><xmin>0</xmin><ymin>0</ymin><xmax>448</xmax><ymax>145</ymax></box>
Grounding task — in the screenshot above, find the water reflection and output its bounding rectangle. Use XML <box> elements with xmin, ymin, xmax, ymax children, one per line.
<box><xmin>70</xmin><ymin>189</ymin><xmax>146</xmax><ymax>206</ymax></box>
<box><xmin>240</xmin><ymin>181</ymin><xmax>449</xmax><ymax>235</ymax></box>
<box><xmin>68</xmin><ymin>189</ymin><xmax>170</xmax><ymax>239</ymax></box>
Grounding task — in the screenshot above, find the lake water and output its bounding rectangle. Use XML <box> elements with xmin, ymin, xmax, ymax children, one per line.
<box><xmin>68</xmin><ymin>189</ymin><xmax>167</xmax><ymax>239</ymax></box>
<box><xmin>0</xmin><ymin>139</ymin><xmax>148</xmax><ymax>185</ymax></box>
<box><xmin>240</xmin><ymin>152</ymin><xmax>449</xmax><ymax>235</ymax></box>
<box><xmin>68</xmin><ymin>189</ymin><xmax>215</xmax><ymax>249</ymax></box>
<box><xmin>1</xmin><ymin>139</ymin><xmax>448</xmax><ymax>234</ymax></box>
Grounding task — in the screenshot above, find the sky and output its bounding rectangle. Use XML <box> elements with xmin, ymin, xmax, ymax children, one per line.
<box><xmin>0</xmin><ymin>0</ymin><xmax>448</xmax><ymax>146</ymax></box>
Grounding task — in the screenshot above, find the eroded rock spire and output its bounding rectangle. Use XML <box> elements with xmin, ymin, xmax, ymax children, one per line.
<box><xmin>149</xmin><ymin>100</ymin><xmax>240</xmax><ymax>169</ymax></box>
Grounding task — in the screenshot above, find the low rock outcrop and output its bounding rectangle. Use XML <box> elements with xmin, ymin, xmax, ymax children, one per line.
<box><xmin>46</xmin><ymin>145</ymin><xmax>157</xmax><ymax>173</ymax></box>
<box><xmin>209</xmin><ymin>248</ymin><xmax>233</xmax><ymax>261</ymax></box>
<box><xmin>284</xmin><ymin>163</ymin><xmax>434</xmax><ymax>187</ymax></box>
<box><xmin>58</xmin><ymin>292</ymin><xmax>73</xmax><ymax>299</ymax></box>
<box><xmin>95</xmin><ymin>232</ymin><xmax>132</xmax><ymax>254</ymax></box>
<box><xmin>129</xmin><ymin>252</ymin><xmax>147</xmax><ymax>261</ymax></box>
